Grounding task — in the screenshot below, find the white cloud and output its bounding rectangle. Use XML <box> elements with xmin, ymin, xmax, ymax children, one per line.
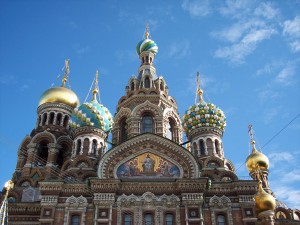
<box><xmin>268</xmin><ymin>152</ymin><xmax>294</xmax><ymax>168</ymax></box>
<box><xmin>263</xmin><ymin>107</ymin><xmax>279</xmax><ymax>124</ymax></box>
<box><xmin>254</xmin><ymin>2</ymin><xmax>279</xmax><ymax>20</ymax></box>
<box><xmin>181</xmin><ymin>0</ymin><xmax>212</xmax><ymax>17</ymax></box>
<box><xmin>258</xmin><ymin>89</ymin><xmax>279</xmax><ymax>103</ymax></box>
<box><xmin>271</xmin><ymin>185</ymin><xmax>300</xmax><ymax>209</ymax></box>
<box><xmin>214</xmin><ymin>28</ymin><xmax>276</xmax><ymax>63</ymax></box>
<box><xmin>275</xmin><ymin>63</ymin><xmax>295</xmax><ymax>86</ymax></box>
<box><xmin>283</xmin><ymin>15</ymin><xmax>300</xmax><ymax>38</ymax></box>
<box><xmin>219</xmin><ymin>0</ymin><xmax>253</xmax><ymax>18</ymax></box>
<box><xmin>256</xmin><ymin>64</ymin><xmax>272</xmax><ymax>76</ymax></box>
<box><xmin>168</xmin><ymin>40</ymin><xmax>190</xmax><ymax>59</ymax></box>
<box><xmin>290</xmin><ymin>40</ymin><xmax>300</xmax><ymax>52</ymax></box>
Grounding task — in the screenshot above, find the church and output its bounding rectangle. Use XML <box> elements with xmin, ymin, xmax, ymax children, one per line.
<box><xmin>1</xmin><ymin>27</ymin><xmax>300</xmax><ymax>225</ymax></box>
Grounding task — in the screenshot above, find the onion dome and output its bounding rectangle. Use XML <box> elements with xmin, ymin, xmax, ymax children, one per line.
<box><xmin>255</xmin><ymin>181</ymin><xmax>276</xmax><ymax>214</ymax></box>
<box><xmin>246</xmin><ymin>140</ymin><xmax>269</xmax><ymax>173</ymax></box>
<box><xmin>182</xmin><ymin>73</ymin><xmax>226</xmax><ymax>134</ymax></box>
<box><xmin>38</xmin><ymin>60</ymin><xmax>80</xmax><ymax>108</ymax></box>
<box><xmin>136</xmin><ymin>25</ymin><xmax>158</xmax><ymax>56</ymax></box>
<box><xmin>70</xmin><ymin>71</ymin><xmax>113</xmax><ymax>132</ymax></box>
<box><xmin>39</xmin><ymin>87</ymin><xmax>79</xmax><ymax>108</ymax></box>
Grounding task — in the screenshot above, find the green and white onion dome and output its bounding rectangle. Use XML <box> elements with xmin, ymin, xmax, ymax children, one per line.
<box><xmin>70</xmin><ymin>99</ymin><xmax>113</xmax><ymax>132</ymax></box>
<box><xmin>182</xmin><ymin>102</ymin><xmax>226</xmax><ymax>134</ymax></box>
<box><xmin>136</xmin><ymin>37</ymin><xmax>158</xmax><ymax>56</ymax></box>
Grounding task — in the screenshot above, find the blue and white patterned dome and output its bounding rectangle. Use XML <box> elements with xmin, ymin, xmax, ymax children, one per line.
<box><xmin>70</xmin><ymin>99</ymin><xmax>113</xmax><ymax>132</ymax></box>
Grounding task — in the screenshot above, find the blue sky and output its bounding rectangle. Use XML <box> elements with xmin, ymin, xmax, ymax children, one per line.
<box><xmin>0</xmin><ymin>0</ymin><xmax>299</xmax><ymax>208</ymax></box>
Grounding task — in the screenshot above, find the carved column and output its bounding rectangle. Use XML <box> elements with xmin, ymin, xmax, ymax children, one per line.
<box><xmin>23</xmin><ymin>143</ymin><xmax>37</xmax><ymax>175</ymax></box>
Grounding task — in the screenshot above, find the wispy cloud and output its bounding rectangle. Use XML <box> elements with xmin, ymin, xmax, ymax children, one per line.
<box><xmin>181</xmin><ymin>0</ymin><xmax>212</xmax><ymax>17</ymax></box>
<box><xmin>76</xmin><ymin>46</ymin><xmax>90</xmax><ymax>55</ymax></box>
<box><xmin>219</xmin><ymin>0</ymin><xmax>253</xmax><ymax>18</ymax></box>
<box><xmin>214</xmin><ymin>28</ymin><xmax>276</xmax><ymax>64</ymax></box>
<box><xmin>283</xmin><ymin>15</ymin><xmax>300</xmax><ymax>52</ymax></box>
<box><xmin>275</xmin><ymin>62</ymin><xmax>296</xmax><ymax>86</ymax></box>
<box><xmin>272</xmin><ymin>185</ymin><xmax>300</xmax><ymax>209</ymax></box>
<box><xmin>254</xmin><ymin>2</ymin><xmax>279</xmax><ymax>20</ymax></box>
<box><xmin>268</xmin><ymin>152</ymin><xmax>294</xmax><ymax>168</ymax></box>
<box><xmin>168</xmin><ymin>40</ymin><xmax>190</xmax><ymax>59</ymax></box>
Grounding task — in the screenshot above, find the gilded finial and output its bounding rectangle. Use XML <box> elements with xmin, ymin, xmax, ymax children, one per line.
<box><xmin>248</xmin><ymin>124</ymin><xmax>258</xmax><ymax>153</ymax></box>
<box><xmin>144</xmin><ymin>22</ymin><xmax>150</xmax><ymax>39</ymax></box>
<box><xmin>195</xmin><ymin>72</ymin><xmax>204</xmax><ymax>104</ymax></box>
<box><xmin>62</xmin><ymin>59</ymin><xmax>70</xmax><ymax>87</ymax></box>
<box><xmin>92</xmin><ymin>70</ymin><xmax>99</xmax><ymax>101</ymax></box>
<box><xmin>3</xmin><ymin>180</ymin><xmax>14</xmax><ymax>199</ymax></box>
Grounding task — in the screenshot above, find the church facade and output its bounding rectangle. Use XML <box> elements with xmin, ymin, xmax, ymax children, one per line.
<box><xmin>3</xmin><ymin>29</ymin><xmax>300</xmax><ymax>225</ymax></box>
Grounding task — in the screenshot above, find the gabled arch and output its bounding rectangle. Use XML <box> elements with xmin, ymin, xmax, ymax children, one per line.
<box><xmin>31</xmin><ymin>130</ymin><xmax>56</xmax><ymax>144</ymax></box>
<box><xmin>98</xmin><ymin>133</ymin><xmax>199</xmax><ymax>179</ymax></box>
<box><xmin>132</xmin><ymin>100</ymin><xmax>163</xmax><ymax>117</ymax></box>
<box><xmin>114</xmin><ymin>107</ymin><xmax>131</xmax><ymax>124</ymax></box>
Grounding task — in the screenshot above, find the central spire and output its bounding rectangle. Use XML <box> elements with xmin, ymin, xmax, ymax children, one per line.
<box><xmin>92</xmin><ymin>70</ymin><xmax>99</xmax><ymax>101</ymax></box>
<box><xmin>61</xmin><ymin>59</ymin><xmax>70</xmax><ymax>87</ymax></box>
<box><xmin>195</xmin><ymin>72</ymin><xmax>205</xmax><ymax>104</ymax></box>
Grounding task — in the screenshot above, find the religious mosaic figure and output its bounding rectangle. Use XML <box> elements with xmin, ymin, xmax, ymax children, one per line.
<box><xmin>142</xmin><ymin>154</ymin><xmax>155</xmax><ymax>174</ymax></box>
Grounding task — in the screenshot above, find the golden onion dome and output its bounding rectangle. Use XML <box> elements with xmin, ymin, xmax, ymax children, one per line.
<box><xmin>39</xmin><ymin>86</ymin><xmax>80</xmax><ymax>108</ymax></box>
<box><xmin>255</xmin><ymin>182</ymin><xmax>276</xmax><ymax>214</ymax></box>
<box><xmin>246</xmin><ymin>140</ymin><xmax>269</xmax><ymax>173</ymax></box>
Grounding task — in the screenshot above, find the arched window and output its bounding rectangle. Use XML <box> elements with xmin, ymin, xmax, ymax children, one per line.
<box><xmin>38</xmin><ymin>115</ymin><xmax>41</xmax><ymax>126</ymax></box>
<box><xmin>42</xmin><ymin>114</ymin><xmax>47</xmax><ymax>125</ymax></box>
<box><xmin>71</xmin><ymin>215</ymin><xmax>80</xmax><ymax>225</ymax></box>
<box><xmin>57</xmin><ymin>144</ymin><xmax>67</xmax><ymax>169</ymax></box>
<box><xmin>123</xmin><ymin>213</ymin><xmax>133</xmax><ymax>225</ymax></box>
<box><xmin>206</xmin><ymin>138</ymin><xmax>213</xmax><ymax>155</ymax></box>
<box><xmin>215</xmin><ymin>140</ymin><xmax>220</xmax><ymax>155</ymax></box>
<box><xmin>144</xmin><ymin>213</ymin><xmax>154</xmax><ymax>225</ymax></box>
<box><xmin>192</xmin><ymin>142</ymin><xmax>197</xmax><ymax>155</ymax></box>
<box><xmin>76</xmin><ymin>139</ymin><xmax>82</xmax><ymax>155</ymax></box>
<box><xmin>131</xmin><ymin>82</ymin><xmax>135</xmax><ymax>91</ymax></box>
<box><xmin>63</xmin><ymin>115</ymin><xmax>69</xmax><ymax>127</ymax></box>
<box><xmin>166</xmin><ymin>118</ymin><xmax>174</xmax><ymax>140</ymax></box>
<box><xmin>37</xmin><ymin>140</ymin><xmax>49</xmax><ymax>165</ymax></box>
<box><xmin>48</xmin><ymin>112</ymin><xmax>54</xmax><ymax>125</ymax></box>
<box><xmin>160</xmin><ymin>82</ymin><xmax>164</xmax><ymax>91</ymax></box>
<box><xmin>165</xmin><ymin>213</ymin><xmax>174</xmax><ymax>225</ymax></box>
<box><xmin>92</xmin><ymin>139</ymin><xmax>97</xmax><ymax>154</ymax></box>
<box><xmin>56</xmin><ymin>113</ymin><xmax>62</xmax><ymax>125</ymax></box>
<box><xmin>141</xmin><ymin>115</ymin><xmax>154</xmax><ymax>133</ymax></box>
<box><xmin>83</xmin><ymin>138</ymin><xmax>89</xmax><ymax>154</ymax></box>
<box><xmin>200</xmin><ymin>139</ymin><xmax>205</xmax><ymax>155</ymax></box>
<box><xmin>120</xmin><ymin>118</ymin><xmax>128</xmax><ymax>143</ymax></box>
<box><xmin>217</xmin><ymin>214</ymin><xmax>226</xmax><ymax>225</ymax></box>
<box><xmin>144</xmin><ymin>77</ymin><xmax>150</xmax><ymax>88</ymax></box>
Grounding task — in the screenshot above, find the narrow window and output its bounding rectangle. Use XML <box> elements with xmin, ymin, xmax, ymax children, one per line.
<box><xmin>141</xmin><ymin>115</ymin><xmax>153</xmax><ymax>133</ymax></box>
<box><xmin>56</xmin><ymin>113</ymin><xmax>62</xmax><ymax>125</ymax></box>
<box><xmin>42</xmin><ymin>113</ymin><xmax>47</xmax><ymax>125</ymax></box>
<box><xmin>144</xmin><ymin>213</ymin><xmax>154</xmax><ymax>225</ymax></box>
<box><xmin>76</xmin><ymin>139</ymin><xmax>82</xmax><ymax>155</ymax></box>
<box><xmin>49</xmin><ymin>112</ymin><xmax>54</xmax><ymax>125</ymax></box>
<box><xmin>63</xmin><ymin>115</ymin><xmax>69</xmax><ymax>127</ymax></box>
<box><xmin>166</xmin><ymin>118</ymin><xmax>174</xmax><ymax>140</ymax></box>
<box><xmin>215</xmin><ymin>140</ymin><xmax>220</xmax><ymax>155</ymax></box>
<box><xmin>200</xmin><ymin>139</ymin><xmax>205</xmax><ymax>155</ymax></box>
<box><xmin>92</xmin><ymin>139</ymin><xmax>98</xmax><ymax>153</ymax></box>
<box><xmin>131</xmin><ymin>82</ymin><xmax>135</xmax><ymax>91</ymax></box>
<box><xmin>165</xmin><ymin>213</ymin><xmax>174</xmax><ymax>225</ymax></box>
<box><xmin>144</xmin><ymin>77</ymin><xmax>150</xmax><ymax>88</ymax></box>
<box><xmin>217</xmin><ymin>215</ymin><xmax>226</xmax><ymax>225</ymax></box>
<box><xmin>70</xmin><ymin>215</ymin><xmax>80</xmax><ymax>225</ymax></box>
<box><xmin>123</xmin><ymin>213</ymin><xmax>133</xmax><ymax>225</ymax></box>
<box><xmin>160</xmin><ymin>82</ymin><xmax>164</xmax><ymax>91</ymax></box>
<box><xmin>37</xmin><ymin>140</ymin><xmax>49</xmax><ymax>165</ymax></box>
<box><xmin>120</xmin><ymin>118</ymin><xmax>128</xmax><ymax>143</ymax></box>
